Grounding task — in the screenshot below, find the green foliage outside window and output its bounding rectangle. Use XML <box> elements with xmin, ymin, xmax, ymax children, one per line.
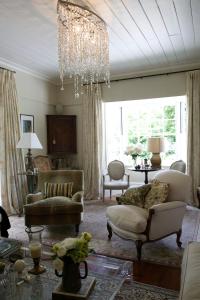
<box><xmin>127</xmin><ymin>105</ymin><xmax>176</xmax><ymax>162</ymax></box>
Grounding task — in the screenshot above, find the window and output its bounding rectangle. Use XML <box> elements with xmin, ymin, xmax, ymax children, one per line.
<box><xmin>104</xmin><ymin>96</ymin><xmax>186</xmax><ymax>166</ymax></box>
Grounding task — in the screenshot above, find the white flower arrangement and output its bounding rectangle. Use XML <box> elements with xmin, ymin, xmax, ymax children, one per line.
<box><xmin>125</xmin><ymin>144</ymin><xmax>143</xmax><ymax>160</ymax></box>
<box><xmin>52</xmin><ymin>232</ymin><xmax>92</xmax><ymax>271</ymax></box>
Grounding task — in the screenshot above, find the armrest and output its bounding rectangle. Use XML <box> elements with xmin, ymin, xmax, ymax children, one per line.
<box><xmin>26</xmin><ymin>192</ymin><xmax>44</xmax><ymax>204</ymax></box>
<box><xmin>72</xmin><ymin>191</ymin><xmax>84</xmax><ymax>203</ymax></box>
<box><xmin>147</xmin><ymin>201</ymin><xmax>186</xmax><ymax>240</ymax></box>
<box><xmin>124</xmin><ymin>173</ymin><xmax>130</xmax><ymax>184</ymax></box>
<box><xmin>103</xmin><ymin>174</ymin><xmax>109</xmax><ymax>183</ymax></box>
<box><xmin>150</xmin><ymin>201</ymin><xmax>186</xmax><ymax>212</ymax></box>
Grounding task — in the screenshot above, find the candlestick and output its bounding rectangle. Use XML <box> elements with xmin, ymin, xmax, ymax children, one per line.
<box><xmin>29</xmin><ymin>242</ymin><xmax>41</xmax><ymax>258</ymax></box>
<box><xmin>28</xmin><ymin>242</ymin><xmax>46</xmax><ymax>275</ymax></box>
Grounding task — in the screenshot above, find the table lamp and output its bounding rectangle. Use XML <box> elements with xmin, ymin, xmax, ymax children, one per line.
<box><xmin>16</xmin><ymin>133</ymin><xmax>43</xmax><ymax>172</ymax></box>
<box><xmin>147</xmin><ymin>137</ymin><xmax>165</xmax><ymax>168</ymax></box>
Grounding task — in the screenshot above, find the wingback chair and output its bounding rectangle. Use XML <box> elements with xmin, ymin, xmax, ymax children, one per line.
<box><xmin>106</xmin><ymin>170</ymin><xmax>192</xmax><ymax>260</ymax></box>
<box><xmin>103</xmin><ymin>160</ymin><xmax>130</xmax><ymax>201</ymax></box>
<box><xmin>24</xmin><ymin>170</ymin><xmax>84</xmax><ymax>234</ymax></box>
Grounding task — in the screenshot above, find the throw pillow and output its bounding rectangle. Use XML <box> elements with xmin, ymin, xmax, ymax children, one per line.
<box><xmin>44</xmin><ymin>182</ymin><xmax>73</xmax><ymax>198</ymax></box>
<box><xmin>144</xmin><ymin>180</ymin><xmax>169</xmax><ymax>209</ymax></box>
<box><xmin>118</xmin><ymin>184</ymin><xmax>151</xmax><ymax>208</ymax></box>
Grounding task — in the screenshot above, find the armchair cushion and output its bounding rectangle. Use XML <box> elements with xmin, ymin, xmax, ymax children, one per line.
<box><xmin>44</xmin><ymin>182</ymin><xmax>73</xmax><ymax>198</ymax></box>
<box><xmin>144</xmin><ymin>180</ymin><xmax>169</xmax><ymax>209</ymax></box>
<box><xmin>106</xmin><ymin>205</ymin><xmax>148</xmax><ymax>233</ymax></box>
<box><xmin>118</xmin><ymin>184</ymin><xmax>151</xmax><ymax>207</ymax></box>
<box><xmin>24</xmin><ymin>197</ymin><xmax>83</xmax><ymax>215</ymax></box>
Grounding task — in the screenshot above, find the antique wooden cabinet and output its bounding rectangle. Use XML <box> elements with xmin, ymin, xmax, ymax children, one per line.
<box><xmin>46</xmin><ymin>115</ymin><xmax>77</xmax><ymax>155</ymax></box>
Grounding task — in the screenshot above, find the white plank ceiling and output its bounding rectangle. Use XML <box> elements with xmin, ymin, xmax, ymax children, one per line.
<box><xmin>0</xmin><ymin>0</ymin><xmax>200</xmax><ymax>83</ymax></box>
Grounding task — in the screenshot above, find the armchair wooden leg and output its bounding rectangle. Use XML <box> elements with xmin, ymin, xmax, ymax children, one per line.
<box><xmin>176</xmin><ymin>229</ymin><xmax>182</xmax><ymax>248</ymax></box>
<box><xmin>107</xmin><ymin>222</ymin><xmax>112</xmax><ymax>240</ymax></box>
<box><xmin>103</xmin><ymin>188</ymin><xmax>105</xmax><ymax>201</ymax></box>
<box><xmin>110</xmin><ymin>190</ymin><xmax>112</xmax><ymax>199</ymax></box>
<box><xmin>135</xmin><ymin>240</ymin><xmax>143</xmax><ymax>261</ymax></box>
<box><xmin>75</xmin><ymin>224</ymin><xmax>79</xmax><ymax>236</ymax></box>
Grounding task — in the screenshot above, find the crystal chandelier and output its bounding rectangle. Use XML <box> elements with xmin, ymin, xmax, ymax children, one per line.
<box><xmin>57</xmin><ymin>0</ymin><xmax>110</xmax><ymax>98</ymax></box>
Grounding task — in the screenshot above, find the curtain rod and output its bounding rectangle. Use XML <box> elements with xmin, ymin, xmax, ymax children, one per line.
<box><xmin>107</xmin><ymin>67</ymin><xmax>200</xmax><ymax>84</ymax></box>
<box><xmin>0</xmin><ymin>66</ymin><xmax>16</xmax><ymax>73</ymax></box>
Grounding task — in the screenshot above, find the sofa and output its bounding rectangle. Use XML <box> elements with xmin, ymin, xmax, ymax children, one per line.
<box><xmin>179</xmin><ymin>241</ymin><xmax>200</xmax><ymax>300</ymax></box>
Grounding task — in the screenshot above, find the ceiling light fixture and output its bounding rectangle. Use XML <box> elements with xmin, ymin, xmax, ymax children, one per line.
<box><xmin>57</xmin><ymin>0</ymin><xmax>110</xmax><ymax>98</ymax></box>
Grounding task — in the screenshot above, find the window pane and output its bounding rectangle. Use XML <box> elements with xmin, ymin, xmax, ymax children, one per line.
<box><xmin>104</xmin><ymin>96</ymin><xmax>186</xmax><ymax>167</ymax></box>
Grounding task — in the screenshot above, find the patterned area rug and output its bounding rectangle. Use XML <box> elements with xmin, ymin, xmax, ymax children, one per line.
<box><xmin>114</xmin><ymin>280</ymin><xmax>178</xmax><ymax>300</ymax></box>
<box><xmin>9</xmin><ymin>199</ymin><xmax>200</xmax><ymax>266</ymax></box>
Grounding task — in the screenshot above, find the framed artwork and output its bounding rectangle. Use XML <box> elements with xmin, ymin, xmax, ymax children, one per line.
<box><xmin>20</xmin><ymin>114</ymin><xmax>34</xmax><ymax>133</ymax></box>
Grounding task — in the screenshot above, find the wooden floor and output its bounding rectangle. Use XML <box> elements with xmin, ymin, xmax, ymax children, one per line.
<box><xmin>133</xmin><ymin>260</ymin><xmax>181</xmax><ymax>291</ymax></box>
<box><xmin>88</xmin><ymin>254</ymin><xmax>181</xmax><ymax>291</ymax></box>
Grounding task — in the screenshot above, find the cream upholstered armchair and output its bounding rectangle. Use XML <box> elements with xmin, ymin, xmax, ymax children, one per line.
<box><xmin>106</xmin><ymin>170</ymin><xmax>192</xmax><ymax>260</ymax></box>
<box><xmin>24</xmin><ymin>170</ymin><xmax>84</xmax><ymax>234</ymax></box>
<box><xmin>103</xmin><ymin>160</ymin><xmax>130</xmax><ymax>200</ymax></box>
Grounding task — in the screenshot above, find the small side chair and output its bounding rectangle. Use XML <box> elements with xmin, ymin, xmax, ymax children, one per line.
<box><xmin>103</xmin><ymin>160</ymin><xmax>130</xmax><ymax>201</ymax></box>
<box><xmin>33</xmin><ymin>155</ymin><xmax>52</xmax><ymax>172</ymax></box>
<box><xmin>170</xmin><ymin>160</ymin><xmax>186</xmax><ymax>173</ymax></box>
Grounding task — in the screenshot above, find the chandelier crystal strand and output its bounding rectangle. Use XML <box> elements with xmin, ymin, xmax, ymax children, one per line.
<box><xmin>57</xmin><ymin>0</ymin><xmax>110</xmax><ymax>98</ymax></box>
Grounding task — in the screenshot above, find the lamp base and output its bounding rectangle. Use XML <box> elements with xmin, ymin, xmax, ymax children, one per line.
<box><xmin>150</xmin><ymin>153</ymin><xmax>161</xmax><ymax>169</ymax></box>
<box><xmin>26</xmin><ymin>148</ymin><xmax>34</xmax><ymax>172</ymax></box>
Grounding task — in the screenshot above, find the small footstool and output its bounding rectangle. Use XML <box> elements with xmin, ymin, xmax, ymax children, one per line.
<box><xmin>24</xmin><ymin>196</ymin><xmax>83</xmax><ymax>234</ymax></box>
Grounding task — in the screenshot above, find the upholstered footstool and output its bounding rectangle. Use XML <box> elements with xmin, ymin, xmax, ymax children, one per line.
<box><xmin>24</xmin><ymin>197</ymin><xmax>83</xmax><ymax>234</ymax></box>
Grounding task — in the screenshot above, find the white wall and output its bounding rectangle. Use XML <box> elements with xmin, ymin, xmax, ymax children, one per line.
<box><xmin>102</xmin><ymin>72</ymin><xmax>186</xmax><ymax>101</ymax></box>
<box><xmin>15</xmin><ymin>71</ymin><xmax>56</xmax><ymax>156</ymax></box>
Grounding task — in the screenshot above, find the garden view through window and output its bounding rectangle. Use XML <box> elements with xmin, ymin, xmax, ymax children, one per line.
<box><xmin>104</xmin><ymin>96</ymin><xmax>186</xmax><ymax>167</ymax></box>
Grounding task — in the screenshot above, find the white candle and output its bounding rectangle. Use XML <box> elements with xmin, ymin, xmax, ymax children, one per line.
<box><xmin>29</xmin><ymin>242</ymin><xmax>42</xmax><ymax>258</ymax></box>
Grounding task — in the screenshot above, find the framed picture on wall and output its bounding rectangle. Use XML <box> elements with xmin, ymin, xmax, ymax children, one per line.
<box><xmin>20</xmin><ymin>114</ymin><xmax>34</xmax><ymax>133</ymax></box>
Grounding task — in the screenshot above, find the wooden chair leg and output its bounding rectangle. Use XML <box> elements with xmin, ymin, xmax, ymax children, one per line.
<box><xmin>103</xmin><ymin>188</ymin><xmax>105</xmax><ymax>201</ymax></box>
<box><xmin>75</xmin><ymin>224</ymin><xmax>79</xmax><ymax>236</ymax></box>
<box><xmin>176</xmin><ymin>229</ymin><xmax>182</xmax><ymax>248</ymax></box>
<box><xmin>107</xmin><ymin>222</ymin><xmax>112</xmax><ymax>240</ymax></box>
<box><xmin>135</xmin><ymin>240</ymin><xmax>143</xmax><ymax>261</ymax></box>
<box><xmin>110</xmin><ymin>190</ymin><xmax>112</xmax><ymax>199</ymax></box>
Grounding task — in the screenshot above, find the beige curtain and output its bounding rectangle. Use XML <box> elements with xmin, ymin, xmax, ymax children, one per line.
<box><xmin>82</xmin><ymin>85</ymin><xmax>102</xmax><ymax>200</ymax></box>
<box><xmin>0</xmin><ymin>69</ymin><xmax>27</xmax><ymax>215</ymax></box>
<box><xmin>186</xmin><ymin>70</ymin><xmax>200</xmax><ymax>207</ymax></box>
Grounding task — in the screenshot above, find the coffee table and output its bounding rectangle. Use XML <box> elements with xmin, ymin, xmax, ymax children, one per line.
<box><xmin>0</xmin><ymin>247</ymin><xmax>132</xmax><ymax>300</ymax></box>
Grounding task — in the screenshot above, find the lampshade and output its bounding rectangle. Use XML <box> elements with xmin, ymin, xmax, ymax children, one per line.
<box><xmin>16</xmin><ymin>133</ymin><xmax>43</xmax><ymax>149</ymax></box>
<box><xmin>147</xmin><ymin>137</ymin><xmax>165</xmax><ymax>153</ymax></box>
<box><xmin>147</xmin><ymin>137</ymin><xmax>165</xmax><ymax>169</ymax></box>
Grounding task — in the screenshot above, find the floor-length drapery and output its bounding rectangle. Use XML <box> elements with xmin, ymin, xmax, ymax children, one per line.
<box><xmin>186</xmin><ymin>70</ymin><xmax>200</xmax><ymax>207</ymax></box>
<box><xmin>0</xmin><ymin>69</ymin><xmax>27</xmax><ymax>215</ymax></box>
<box><xmin>82</xmin><ymin>85</ymin><xmax>103</xmax><ymax>200</ymax></box>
